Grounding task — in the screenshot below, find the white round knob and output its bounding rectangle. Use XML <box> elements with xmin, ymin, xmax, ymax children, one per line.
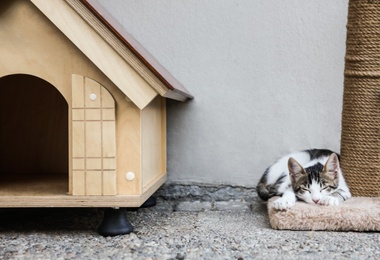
<box><xmin>125</xmin><ymin>172</ymin><xmax>135</xmax><ymax>181</ymax></box>
<box><xmin>89</xmin><ymin>93</ymin><xmax>97</xmax><ymax>101</ymax></box>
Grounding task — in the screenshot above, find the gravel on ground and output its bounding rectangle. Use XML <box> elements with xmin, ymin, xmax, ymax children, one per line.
<box><xmin>0</xmin><ymin>186</ymin><xmax>379</xmax><ymax>259</ymax></box>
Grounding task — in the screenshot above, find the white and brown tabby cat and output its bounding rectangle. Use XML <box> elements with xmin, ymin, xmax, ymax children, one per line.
<box><xmin>257</xmin><ymin>149</ymin><xmax>351</xmax><ymax>210</ymax></box>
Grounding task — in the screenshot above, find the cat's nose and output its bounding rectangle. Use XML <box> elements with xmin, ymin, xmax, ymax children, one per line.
<box><xmin>312</xmin><ymin>199</ymin><xmax>319</xmax><ymax>204</ymax></box>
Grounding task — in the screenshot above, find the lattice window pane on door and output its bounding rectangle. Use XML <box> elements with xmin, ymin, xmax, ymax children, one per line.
<box><xmin>71</xmin><ymin>75</ymin><xmax>116</xmax><ymax>195</ymax></box>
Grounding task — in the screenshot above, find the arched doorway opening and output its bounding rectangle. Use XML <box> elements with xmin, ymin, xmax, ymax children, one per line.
<box><xmin>0</xmin><ymin>74</ymin><xmax>68</xmax><ymax>195</ymax></box>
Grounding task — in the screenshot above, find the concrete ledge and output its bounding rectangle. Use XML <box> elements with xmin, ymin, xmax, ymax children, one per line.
<box><xmin>152</xmin><ymin>184</ymin><xmax>256</xmax><ymax>212</ymax></box>
<box><xmin>155</xmin><ymin>184</ymin><xmax>256</xmax><ymax>201</ymax></box>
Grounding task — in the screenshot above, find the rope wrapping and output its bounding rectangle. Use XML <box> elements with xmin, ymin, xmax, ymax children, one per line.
<box><xmin>341</xmin><ymin>0</ymin><xmax>380</xmax><ymax>196</ymax></box>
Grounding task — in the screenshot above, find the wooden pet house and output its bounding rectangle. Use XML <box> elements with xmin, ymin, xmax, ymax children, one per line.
<box><xmin>0</xmin><ymin>0</ymin><xmax>192</xmax><ymax>208</ymax></box>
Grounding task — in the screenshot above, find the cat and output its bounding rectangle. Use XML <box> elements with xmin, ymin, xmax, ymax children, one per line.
<box><xmin>256</xmin><ymin>149</ymin><xmax>351</xmax><ymax>210</ymax></box>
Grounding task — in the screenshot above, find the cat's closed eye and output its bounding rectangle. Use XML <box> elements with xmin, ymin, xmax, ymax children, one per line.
<box><xmin>320</xmin><ymin>186</ymin><xmax>331</xmax><ymax>192</ymax></box>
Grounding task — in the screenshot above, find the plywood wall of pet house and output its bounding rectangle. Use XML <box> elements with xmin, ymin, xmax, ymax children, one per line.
<box><xmin>0</xmin><ymin>0</ymin><xmax>171</xmax><ymax>207</ymax></box>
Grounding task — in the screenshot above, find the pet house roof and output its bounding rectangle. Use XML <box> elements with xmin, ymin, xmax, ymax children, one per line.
<box><xmin>30</xmin><ymin>0</ymin><xmax>193</xmax><ymax>109</ymax></box>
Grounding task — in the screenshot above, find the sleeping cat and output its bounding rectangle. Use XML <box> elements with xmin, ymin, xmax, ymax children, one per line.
<box><xmin>257</xmin><ymin>149</ymin><xmax>351</xmax><ymax>210</ymax></box>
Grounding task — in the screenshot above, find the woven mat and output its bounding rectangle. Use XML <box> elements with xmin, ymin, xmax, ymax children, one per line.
<box><xmin>268</xmin><ymin>197</ymin><xmax>380</xmax><ymax>231</ymax></box>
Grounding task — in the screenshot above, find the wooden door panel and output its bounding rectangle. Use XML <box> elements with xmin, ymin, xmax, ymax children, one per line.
<box><xmin>71</xmin><ymin>75</ymin><xmax>116</xmax><ymax>195</ymax></box>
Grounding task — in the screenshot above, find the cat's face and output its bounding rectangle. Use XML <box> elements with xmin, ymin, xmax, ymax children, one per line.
<box><xmin>288</xmin><ymin>153</ymin><xmax>340</xmax><ymax>204</ymax></box>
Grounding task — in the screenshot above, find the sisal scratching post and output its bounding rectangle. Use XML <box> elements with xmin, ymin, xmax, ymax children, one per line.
<box><xmin>340</xmin><ymin>0</ymin><xmax>380</xmax><ymax>196</ymax></box>
<box><xmin>267</xmin><ymin>1</ymin><xmax>380</xmax><ymax>231</ymax></box>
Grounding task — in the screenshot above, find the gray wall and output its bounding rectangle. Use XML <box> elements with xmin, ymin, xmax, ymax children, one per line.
<box><xmin>98</xmin><ymin>0</ymin><xmax>349</xmax><ymax>187</ymax></box>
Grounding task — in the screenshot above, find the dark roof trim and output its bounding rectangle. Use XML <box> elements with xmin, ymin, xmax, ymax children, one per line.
<box><xmin>81</xmin><ymin>0</ymin><xmax>193</xmax><ymax>100</ymax></box>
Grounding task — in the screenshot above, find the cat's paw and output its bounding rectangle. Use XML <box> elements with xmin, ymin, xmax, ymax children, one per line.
<box><xmin>273</xmin><ymin>197</ymin><xmax>295</xmax><ymax>210</ymax></box>
<box><xmin>319</xmin><ymin>196</ymin><xmax>340</xmax><ymax>206</ymax></box>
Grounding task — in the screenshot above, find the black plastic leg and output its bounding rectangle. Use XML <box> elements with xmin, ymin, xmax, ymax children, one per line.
<box><xmin>140</xmin><ymin>196</ymin><xmax>157</xmax><ymax>208</ymax></box>
<box><xmin>128</xmin><ymin>196</ymin><xmax>157</xmax><ymax>212</ymax></box>
<box><xmin>97</xmin><ymin>208</ymin><xmax>133</xmax><ymax>236</ymax></box>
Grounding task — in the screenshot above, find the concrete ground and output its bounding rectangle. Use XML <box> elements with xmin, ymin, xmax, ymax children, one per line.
<box><xmin>0</xmin><ymin>186</ymin><xmax>379</xmax><ymax>259</ymax></box>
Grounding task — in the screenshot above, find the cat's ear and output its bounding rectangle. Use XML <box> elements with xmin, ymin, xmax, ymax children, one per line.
<box><xmin>324</xmin><ymin>153</ymin><xmax>340</xmax><ymax>180</ymax></box>
<box><xmin>288</xmin><ymin>157</ymin><xmax>304</xmax><ymax>182</ymax></box>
